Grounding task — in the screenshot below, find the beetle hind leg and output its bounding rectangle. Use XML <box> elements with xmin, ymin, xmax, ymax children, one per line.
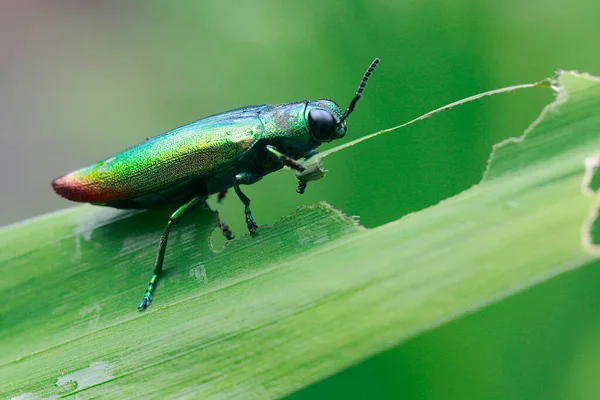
<box><xmin>138</xmin><ymin>195</ymin><xmax>204</xmax><ymax>310</ymax></box>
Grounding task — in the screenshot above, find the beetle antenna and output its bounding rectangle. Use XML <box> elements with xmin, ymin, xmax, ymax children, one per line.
<box><xmin>338</xmin><ymin>58</ymin><xmax>380</xmax><ymax>125</ymax></box>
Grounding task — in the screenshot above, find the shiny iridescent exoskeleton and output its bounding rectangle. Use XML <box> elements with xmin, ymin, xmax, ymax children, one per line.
<box><xmin>52</xmin><ymin>58</ymin><xmax>380</xmax><ymax>309</ymax></box>
<box><xmin>53</xmin><ymin>100</ymin><xmax>345</xmax><ymax>208</ymax></box>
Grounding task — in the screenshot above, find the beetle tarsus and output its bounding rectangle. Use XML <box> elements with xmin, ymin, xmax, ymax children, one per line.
<box><xmin>245</xmin><ymin>206</ymin><xmax>258</xmax><ymax>233</ymax></box>
<box><xmin>138</xmin><ymin>273</ymin><xmax>157</xmax><ymax>310</ymax></box>
<box><xmin>219</xmin><ymin>220</ymin><xmax>234</xmax><ymax>240</ymax></box>
<box><xmin>138</xmin><ymin>295</ymin><xmax>152</xmax><ymax>310</ymax></box>
<box><xmin>216</xmin><ymin>211</ymin><xmax>234</xmax><ymax>240</ymax></box>
<box><xmin>297</xmin><ymin>180</ymin><xmax>307</xmax><ymax>194</ymax></box>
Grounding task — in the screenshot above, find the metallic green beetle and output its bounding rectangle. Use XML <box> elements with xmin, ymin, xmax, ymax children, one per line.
<box><xmin>52</xmin><ymin>58</ymin><xmax>380</xmax><ymax>309</ymax></box>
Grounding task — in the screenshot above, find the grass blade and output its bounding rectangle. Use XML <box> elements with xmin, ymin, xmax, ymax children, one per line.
<box><xmin>2</xmin><ymin>71</ymin><xmax>599</xmax><ymax>399</ymax></box>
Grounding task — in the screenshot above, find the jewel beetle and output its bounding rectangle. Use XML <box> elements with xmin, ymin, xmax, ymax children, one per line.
<box><xmin>52</xmin><ymin>58</ymin><xmax>380</xmax><ymax>310</ymax></box>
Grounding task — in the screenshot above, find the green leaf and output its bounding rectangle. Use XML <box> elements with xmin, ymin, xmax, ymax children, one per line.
<box><xmin>1</xmin><ymin>71</ymin><xmax>598</xmax><ymax>399</ymax></box>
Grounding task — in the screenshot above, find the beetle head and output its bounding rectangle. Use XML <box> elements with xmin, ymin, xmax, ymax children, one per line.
<box><xmin>305</xmin><ymin>58</ymin><xmax>380</xmax><ymax>144</ymax></box>
<box><xmin>305</xmin><ymin>100</ymin><xmax>347</xmax><ymax>143</ymax></box>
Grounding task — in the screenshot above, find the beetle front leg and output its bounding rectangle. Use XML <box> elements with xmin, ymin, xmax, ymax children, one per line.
<box><xmin>265</xmin><ymin>145</ymin><xmax>310</xmax><ymax>194</ymax></box>
<box><xmin>265</xmin><ymin>145</ymin><xmax>306</xmax><ymax>173</ymax></box>
<box><xmin>233</xmin><ymin>173</ymin><xmax>262</xmax><ymax>233</ymax></box>
<box><xmin>138</xmin><ymin>195</ymin><xmax>204</xmax><ymax>310</ymax></box>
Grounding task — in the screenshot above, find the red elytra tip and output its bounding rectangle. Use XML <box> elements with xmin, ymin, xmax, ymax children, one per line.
<box><xmin>52</xmin><ymin>173</ymin><xmax>103</xmax><ymax>203</ymax></box>
<box><xmin>52</xmin><ymin>173</ymin><xmax>86</xmax><ymax>202</ymax></box>
<box><xmin>52</xmin><ymin>171</ymin><xmax>132</xmax><ymax>203</ymax></box>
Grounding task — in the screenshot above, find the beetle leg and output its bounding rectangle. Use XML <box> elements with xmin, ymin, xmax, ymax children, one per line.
<box><xmin>233</xmin><ymin>173</ymin><xmax>262</xmax><ymax>233</ymax></box>
<box><xmin>202</xmin><ymin>198</ymin><xmax>233</xmax><ymax>239</ymax></box>
<box><xmin>210</xmin><ymin>192</ymin><xmax>234</xmax><ymax>239</ymax></box>
<box><xmin>297</xmin><ymin>181</ymin><xmax>308</xmax><ymax>194</ymax></box>
<box><xmin>217</xmin><ymin>213</ymin><xmax>234</xmax><ymax>240</ymax></box>
<box><xmin>265</xmin><ymin>145</ymin><xmax>306</xmax><ymax>173</ymax></box>
<box><xmin>265</xmin><ymin>145</ymin><xmax>310</xmax><ymax>194</ymax></box>
<box><xmin>138</xmin><ymin>195</ymin><xmax>204</xmax><ymax>310</ymax></box>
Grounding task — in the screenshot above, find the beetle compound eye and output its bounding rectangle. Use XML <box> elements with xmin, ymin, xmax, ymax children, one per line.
<box><xmin>308</xmin><ymin>109</ymin><xmax>337</xmax><ymax>142</ymax></box>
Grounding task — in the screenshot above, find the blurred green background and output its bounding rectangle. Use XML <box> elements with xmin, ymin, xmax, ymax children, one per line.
<box><xmin>1</xmin><ymin>1</ymin><xmax>599</xmax><ymax>398</ymax></box>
